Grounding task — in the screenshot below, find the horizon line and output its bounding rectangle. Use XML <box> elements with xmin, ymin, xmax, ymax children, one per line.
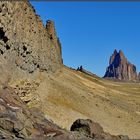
<box><xmin>29</xmin><ymin>0</ymin><xmax>140</xmax><ymax>2</ymax></box>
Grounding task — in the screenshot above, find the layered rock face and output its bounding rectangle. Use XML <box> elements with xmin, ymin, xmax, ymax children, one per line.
<box><xmin>104</xmin><ymin>50</ymin><xmax>138</xmax><ymax>81</ymax></box>
<box><xmin>0</xmin><ymin>1</ymin><xmax>62</xmax><ymax>75</ymax></box>
<box><xmin>0</xmin><ymin>2</ymin><xmax>65</xmax><ymax>138</ymax></box>
<box><xmin>46</xmin><ymin>20</ymin><xmax>63</xmax><ymax>64</ymax></box>
<box><xmin>0</xmin><ymin>87</ymin><xmax>65</xmax><ymax>139</ymax></box>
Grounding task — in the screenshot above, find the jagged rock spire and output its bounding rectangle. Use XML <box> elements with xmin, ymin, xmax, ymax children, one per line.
<box><xmin>104</xmin><ymin>50</ymin><xmax>138</xmax><ymax>81</ymax></box>
<box><xmin>114</xmin><ymin>49</ymin><xmax>117</xmax><ymax>54</ymax></box>
<box><xmin>46</xmin><ymin>20</ymin><xmax>63</xmax><ymax>64</ymax></box>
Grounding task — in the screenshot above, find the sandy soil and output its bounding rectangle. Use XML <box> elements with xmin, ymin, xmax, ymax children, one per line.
<box><xmin>10</xmin><ymin>66</ymin><xmax>140</xmax><ymax>138</ymax></box>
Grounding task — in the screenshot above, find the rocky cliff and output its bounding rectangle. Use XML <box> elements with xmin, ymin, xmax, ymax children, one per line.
<box><xmin>0</xmin><ymin>1</ymin><xmax>64</xmax><ymax>138</ymax></box>
<box><xmin>104</xmin><ymin>50</ymin><xmax>138</xmax><ymax>81</ymax></box>
<box><xmin>0</xmin><ymin>1</ymin><xmax>138</xmax><ymax>139</ymax></box>
<box><xmin>0</xmin><ymin>1</ymin><xmax>62</xmax><ymax>77</ymax></box>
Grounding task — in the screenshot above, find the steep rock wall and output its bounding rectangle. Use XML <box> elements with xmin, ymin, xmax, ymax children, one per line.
<box><xmin>0</xmin><ymin>1</ymin><xmax>62</xmax><ymax>76</ymax></box>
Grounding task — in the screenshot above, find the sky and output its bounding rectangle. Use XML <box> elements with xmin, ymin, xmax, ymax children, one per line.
<box><xmin>31</xmin><ymin>1</ymin><xmax>140</xmax><ymax>77</ymax></box>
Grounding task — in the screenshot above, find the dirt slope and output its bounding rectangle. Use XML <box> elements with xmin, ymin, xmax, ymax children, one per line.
<box><xmin>10</xmin><ymin>66</ymin><xmax>140</xmax><ymax>139</ymax></box>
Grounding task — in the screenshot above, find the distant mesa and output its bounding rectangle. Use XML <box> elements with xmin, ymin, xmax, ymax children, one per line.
<box><xmin>104</xmin><ymin>49</ymin><xmax>139</xmax><ymax>82</ymax></box>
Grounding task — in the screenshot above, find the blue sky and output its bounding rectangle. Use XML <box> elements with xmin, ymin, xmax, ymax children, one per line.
<box><xmin>31</xmin><ymin>1</ymin><xmax>140</xmax><ymax>77</ymax></box>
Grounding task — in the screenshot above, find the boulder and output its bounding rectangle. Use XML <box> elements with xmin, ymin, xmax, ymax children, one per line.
<box><xmin>70</xmin><ymin>119</ymin><xmax>129</xmax><ymax>140</ymax></box>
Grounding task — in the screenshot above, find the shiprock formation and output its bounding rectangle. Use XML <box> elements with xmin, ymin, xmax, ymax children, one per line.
<box><xmin>104</xmin><ymin>49</ymin><xmax>139</xmax><ymax>81</ymax></box>
<box><xmin>0</xmin><ymin>1</ymin><xmax>140</xmax><ymax>140</ymax></box>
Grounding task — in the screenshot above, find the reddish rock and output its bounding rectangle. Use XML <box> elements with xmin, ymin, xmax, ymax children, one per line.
<box><xmin>104</xmin><ymin>50</ymin><xmax>138</xmax><ymax>81</ymax></box>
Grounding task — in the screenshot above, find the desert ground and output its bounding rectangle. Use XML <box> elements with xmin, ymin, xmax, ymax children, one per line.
<box><xmin>10</xmin><ymin>66</ymin><xmax>140</xmax><ymax>139</ymax></box>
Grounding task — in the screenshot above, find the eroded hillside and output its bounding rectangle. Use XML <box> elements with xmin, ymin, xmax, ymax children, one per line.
<box><xmin>9</xmin><ymin>66</ymin><xmax>140</xmax><ymax>139</ymax></box>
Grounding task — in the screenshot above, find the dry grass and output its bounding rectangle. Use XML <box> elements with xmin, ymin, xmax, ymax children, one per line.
<box><xmin>10</xmin><ymin>66</ymin><xmax>140</xmax><ymax>138</ymax></box>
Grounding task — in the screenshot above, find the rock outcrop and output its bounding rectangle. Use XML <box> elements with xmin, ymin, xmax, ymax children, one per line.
<box><xmin>70</xmin><ymin>119</ymin><xmax>129</xmax><ymax>140</ymax></box>
<box><xmin>77</xmin><ymin>65</ymin><xmax>98</xmax><ymax>78</ymax></box>
<box><xmin>0</xmin><ymin>1</ymin><xmax>62</xmax><ymax>76</ymax></box>
<box><xmin>46</xmin><ymin>20</ymin><xmax>63</xmax><ymax>64</ymax></box>
<box><xmin>0</xmin><ymin>1</ymin><xmax>65</xmax><ymax>139</ymax></box>
<box><xmin>0</xmin><ymin>87</ymin><xmax>92</xmax><ymax>139</ymax></box>
<box><xmin>2</xmin><ymin>87</ymin><xmax>125</xmax><ymax>140</ymax></box>
<box><xmin>104</xmin><ymin>50</ymin><xmax>138</xmax><ymax>81</ymax></box>
<box><xmin>0</xmin><ymin>87</ymin><xmax>65</xmax><ymax>139</ymax></box>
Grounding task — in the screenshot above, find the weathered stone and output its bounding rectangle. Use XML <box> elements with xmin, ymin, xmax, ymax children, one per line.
<box><xmin>0</xmin><ymin>87</ymin><xmax>66</xmax><ymax>139</ymax></box>
<box><xmin>70</xmin><ymin>119</ymin><xmax>129</xmax><ymax>140</ymax></box>
<box><xmin>46</xmin><ymin>20</ymin><xmax>63</xmax><ymax>64</ymax></box>
<box><xmin>70</xmin><ymin>119</ymin><xmax>103</xmax><ymax>138</ymax></box>
<box><xmin>0</xmin><ymin>1</ymin><xmax>62</xmax><ymax>77</ymax></box>
<box><xmin>104</xmin><ymin>50</ymin><xmax>138</xmax><ymax>81</ymax></box>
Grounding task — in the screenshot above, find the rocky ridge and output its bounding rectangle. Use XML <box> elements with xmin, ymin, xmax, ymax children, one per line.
<box><xmin>0</xmin><ymin>1</ymin><xmax>64</xmax><ymax>139</ymax></box>
<box><xmin>104</xmin><ymin>49</ymin><xmax>139</xmax><ymax>81</ymax></box>
<box><xmin>0</xmin><ymin>1</ymin><xmax>62</xmax><ymax>77</ymax></box>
